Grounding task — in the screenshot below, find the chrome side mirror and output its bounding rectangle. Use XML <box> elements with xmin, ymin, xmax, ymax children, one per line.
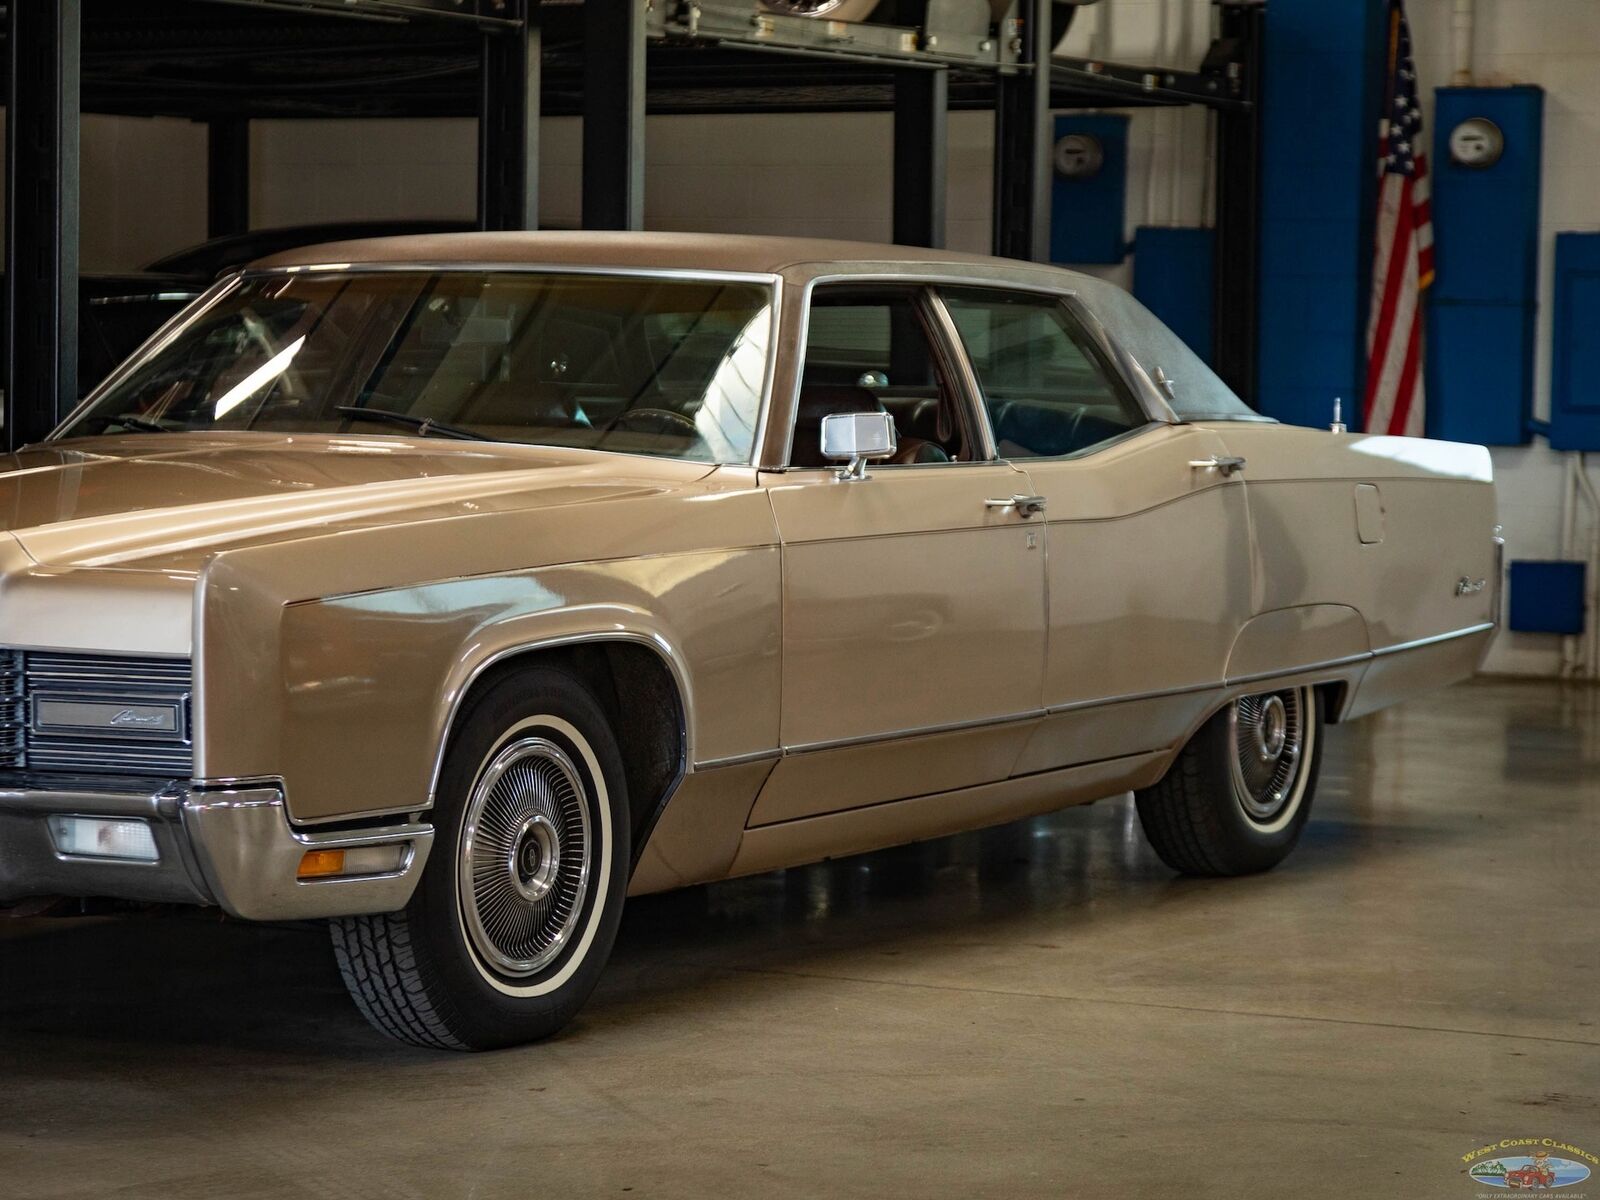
<box><xmin>820</xmin><ymin>411</ymin><xmax>897</xmax><ymax>481</ymax></box>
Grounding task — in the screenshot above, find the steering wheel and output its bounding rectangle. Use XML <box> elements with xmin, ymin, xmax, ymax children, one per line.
<box><xmin>603</xmin><ymin>407</ymin><xmax>699</xmax><ymax>438</ymax></box>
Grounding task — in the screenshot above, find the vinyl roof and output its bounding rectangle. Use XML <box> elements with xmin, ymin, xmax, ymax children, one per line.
<box><xmin>251</xmin><ymin>229</ymin><xmax>1086</xmax><ymax>282</ymax></box>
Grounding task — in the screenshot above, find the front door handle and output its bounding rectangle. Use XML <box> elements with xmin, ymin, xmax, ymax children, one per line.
<box><xmin>1188</xmin><ymin>455</ymin><xmax>1246</xmax><ymax>477</ymax></box>
<box><xmin>986</xmin><ymin>494</ymin><xmax>1047</xmax><ymax>517</ymax></box>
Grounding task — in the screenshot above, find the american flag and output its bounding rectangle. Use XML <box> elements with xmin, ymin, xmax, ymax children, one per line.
<box><xmin>1363</xmin><ymin>0</ymin><xmax>1435</xmax><ymax>437</ymax></box>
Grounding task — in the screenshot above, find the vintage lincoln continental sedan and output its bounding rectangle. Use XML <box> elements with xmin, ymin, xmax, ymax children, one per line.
<box><xmin>0</xmin><ymin>233</ymin><xmax>1498</xmax><ymax>1049</ymax></box>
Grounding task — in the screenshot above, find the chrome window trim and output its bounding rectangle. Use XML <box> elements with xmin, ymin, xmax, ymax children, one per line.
<box><xmin>924</xmin><ymin>289</ymin><xmax>999</xmax><ymax>462</ymax></box>
<box><xmin>996</xmin><ymin>419</ymin><xmax>1172</xmax><ymax>468</ymax></box>
<box><xmin>52</xmin><ymin>272</ymin><xmax>246</xmax><ymax>440</ymax></box>
<box><xmin>55</xmin><ymin>264</ymin><xmax>785</xmax><ymax>470</ymax></box>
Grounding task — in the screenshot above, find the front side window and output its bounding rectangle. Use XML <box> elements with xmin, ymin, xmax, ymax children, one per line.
<box><xmin>790</xmin><ymin>288</ymin><xmax>968</xmax><ymax>467</ymax></box>
<box><xmin>940</xmin><ymin>287</ymin><xmax>1148</xmax><ymax>459</ymax></box>
<box><xmin>60</xmin><ymin>271</ymin><xmax>775</xmax><ymax>465</ymax></box>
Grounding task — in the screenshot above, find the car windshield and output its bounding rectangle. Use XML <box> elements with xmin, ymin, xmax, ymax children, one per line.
<box><xmin>58</xmin><ymin>270</ymin><xmax>776</xmax><ymax>464</ymax></box>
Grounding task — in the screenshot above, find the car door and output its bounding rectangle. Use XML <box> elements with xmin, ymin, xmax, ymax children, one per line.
<box><xmin>748</xmin><ymin>284</ymin><xmax>1047</xmax><ymax>826</ymax></box>
<box><xmin>936</xmin><ymin>285</ymin><xmax>1255</xmax><ymax>775</ymax></box>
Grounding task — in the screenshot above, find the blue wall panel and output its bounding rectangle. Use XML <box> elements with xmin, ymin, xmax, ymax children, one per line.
<box><xmin>1428</xmin><ymin>86</ymin><xmax>1543</xmax><ymax>445</ymax></box>
<box><xmin>1257</xmin><ymin>0</ymin><xmax>1387</xmax><ymax>429</ymax></box>
<box><xmin>1551</xmin><ymin>232</ymin><xmax>1600</xmax><ymax>451</ymax></box>
<box><xmin>1508</xmin><ymin>561</ymin><xmax>1586</xmax><ymax>635</ymax></box>
<box><xmin>1049</xmin><ymin>114</ymin><xmax>1129</xmax><ymax>265</ymax></box>
<box><xmin>1132</xmin><ymin>227</ymin><xmax>1215</xmax><ymax>365</ymax></box>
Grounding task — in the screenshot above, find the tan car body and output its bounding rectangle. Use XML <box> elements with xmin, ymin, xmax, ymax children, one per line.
<box><xmin>0</xmin><ymin>233</ymin><xmax>1498</xmax><ymax>919</ymax></box>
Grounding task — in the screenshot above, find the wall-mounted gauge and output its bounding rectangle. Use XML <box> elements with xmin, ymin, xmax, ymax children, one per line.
<box><xmin>1449</xmin><ymin>117</ymin><xmax>1506</xmax><ymax>168</ymax></box>
<box><xmin>1053</xmin><ymin>133</ymin><xmax>1105</xmax><ymax>180</ymax></box>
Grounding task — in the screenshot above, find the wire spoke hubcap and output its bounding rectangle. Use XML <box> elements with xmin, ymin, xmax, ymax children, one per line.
<box><xmin>1229</xmin><ymin>690</ymin><xmax>1306</xmax><ymax>824</ymax></box>
<box><xmin>459</xmin><ymin>736</ymin><xmax>592</xmax><ymax>978</ymax></box>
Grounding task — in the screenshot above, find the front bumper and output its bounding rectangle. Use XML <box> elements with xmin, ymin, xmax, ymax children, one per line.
<box><xmin>0</xmin><ymin>778</ymin><xmax>433</xmax><ymax>920</ymax></box>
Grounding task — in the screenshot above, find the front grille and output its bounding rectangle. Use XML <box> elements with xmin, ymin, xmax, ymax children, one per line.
<box><xmin>0</xmin><ymin>651</ymin><xmax>193</xmax><ymax>778</ymax></box>
<box><xmin>0</xmin><ymin>651</ymin><xmax>24</xmax><ymax>769</ymax></box>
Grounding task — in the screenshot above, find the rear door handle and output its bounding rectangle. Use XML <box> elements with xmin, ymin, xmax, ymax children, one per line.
<box><xmin>986</xmin><ymin>494</ymin><xmax>1047</xmax><ymax>517</ymax></box>
<box><xmin>1188</xmin><ymin>455</ymin><xmax>1246</xmax><ymax>477</ymax></box>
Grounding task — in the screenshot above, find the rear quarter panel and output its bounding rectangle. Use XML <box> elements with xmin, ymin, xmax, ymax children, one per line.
<box><xmin>1206</xmin><ymin>423</ymin><xmax>1497</xmax><ymax>716</ymax></box>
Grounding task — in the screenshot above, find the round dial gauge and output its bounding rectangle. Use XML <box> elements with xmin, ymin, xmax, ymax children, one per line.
<box><xmin>1053</xmin><ymin>133</ymin><xmax>1105</xmax><ymax>180</ymax></box>
<box><xmin>1449</xmin><ymin>117</ymin><xmax>1505</xmax><ymax>168</ymax></box>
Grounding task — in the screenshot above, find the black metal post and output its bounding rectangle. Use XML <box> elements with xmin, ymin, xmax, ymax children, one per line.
<box><xmin>207</xmin><ymin>118</ymin><xmax>251</xmax><ymax>239</ymax></box>
<box><xmin>1212</xmin><ymin>0</ymin><xmax>1264</xmax><ymax>405</ymax></box>
<box><xmin>991</xmin><ymin>0</ymin><xmax>1051</xmax><ymax>262</ymax></box>
<box><xmin>582</xmin><ymin>0</ymin><xmax>645</xmax><ymax>231</ymax></box>
<box><xmin>478</xmin><ymin>0</ymin><xmax>540</xmax><ymax>230</ymax></box>
<box><xmin>892</xmin><ymin>68</ymin><xmax>948</xmax><ymax>249</ymax></box>
<box><xmin>6</xmin><ymin>0</ymin><xmax>81</xmax><ymax>449</ymax></box>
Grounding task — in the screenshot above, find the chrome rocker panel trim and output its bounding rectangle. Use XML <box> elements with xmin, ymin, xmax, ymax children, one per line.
<box><xmin>0</xmin><ymin>780</ymin><xmax>433</xmax><ymax>921</ymax></box>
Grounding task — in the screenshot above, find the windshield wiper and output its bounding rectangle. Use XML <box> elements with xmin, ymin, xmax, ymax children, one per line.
<box><xmin>106</xmin><ymin>413</ymin><xmax>172</xmax><ymax>434</ymax></box>
<box><xmin>333</xmin><ymin>405</ymin><xmax>488</xmax><ymax>441</ymax></box>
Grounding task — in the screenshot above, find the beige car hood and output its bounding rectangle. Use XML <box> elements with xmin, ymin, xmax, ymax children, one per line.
<box><xmin>0</xmin><ymin>433</ymin><xmax>714</xmax><ymax>571</ymax></box>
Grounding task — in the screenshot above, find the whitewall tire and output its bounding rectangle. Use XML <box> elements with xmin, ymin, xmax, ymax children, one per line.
<box><xmin>331</xmin><ymin>667</ymin><xmax>629</xmax><ymax>1050</ymax></box>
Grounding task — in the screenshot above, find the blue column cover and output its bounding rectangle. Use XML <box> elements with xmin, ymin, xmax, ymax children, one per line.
<box><xmin>1429</xmin><ymin>86</ymin><xmax>1543</xmax><ymax>446</ymax></box>
<box><xmin>1256</xmin><ymin>0</ymin><xmax>1387</xmax><ymax>428</ymax></box>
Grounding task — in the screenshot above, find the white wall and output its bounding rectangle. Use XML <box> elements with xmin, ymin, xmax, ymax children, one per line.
<box><xmin>13</xmin><ymin>115</ymin><xmax>213</xmax><ymax>272</ymax></box>
<box><xmin>55</xmin><ymin>0</ymin><xmax>1600</xmax><ymax>678</ymax></box>
<box><xmin>250</xmin><ymin>118</ymin><xmax>478</xmax><ymax>231</ymax></box>
<box><xmin>1404</xmin><ymin>0</ymin><xmax>1600</xmax><ymax>677</ymax></box>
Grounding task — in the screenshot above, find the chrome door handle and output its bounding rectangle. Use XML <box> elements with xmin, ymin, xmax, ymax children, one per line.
<box><xmin>986</xmin><ymin>494</ymin><xmax>1047</xmax><ymax>517</ymax></box>
<box><xmin>1188</xmin><ymin>455</ymin><xmax>1246</xmax><ymax>477</ymax></box>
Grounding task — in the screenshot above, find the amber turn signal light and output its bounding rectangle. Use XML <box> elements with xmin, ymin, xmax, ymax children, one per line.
<box><xmin>297</xmin><ymin>849</ymin><xmax>347</xmax><ymax>879</ymax></box>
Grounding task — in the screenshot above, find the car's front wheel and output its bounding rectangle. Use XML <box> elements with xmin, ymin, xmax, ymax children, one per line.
<box><xmin>1134</xmin><ymin>685</ymin><xmax>1323</xmax><ymax>876</ymax></box>
<box><xmin>331</xmin><ymin>666</ymin><xmax>629</xmax><ymax>1050</ymax></box>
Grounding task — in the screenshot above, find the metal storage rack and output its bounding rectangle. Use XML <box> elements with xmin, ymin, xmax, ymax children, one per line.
<box><xmin>1</xmin><ymin>0</ymin><xmax>1261</xmax><ymax>447</ymax></box>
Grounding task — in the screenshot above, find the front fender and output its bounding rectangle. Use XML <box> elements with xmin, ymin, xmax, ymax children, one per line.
<box><xmin>249</xmin><ymin>549</ymin><xmax>778</xmax><ymax>824</ymax></box>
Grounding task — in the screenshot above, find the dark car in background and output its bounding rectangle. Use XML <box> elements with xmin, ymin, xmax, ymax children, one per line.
<box><xmin>145</xmin><ymin>219</ymin><xmax>475</xmax><ymax>280</ymax></box>
<box><xmin>2</xmin><ymin>222</ymin><xmax>481</xmax><ymax>425</ymax></box>
<box><xmin>0</xmin><ymin>273</ymin><xmax>204</xmax><ymax>415</ymax></box>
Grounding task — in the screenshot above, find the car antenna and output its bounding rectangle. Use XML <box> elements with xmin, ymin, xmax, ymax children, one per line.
<box><xmin>1330</xmin><ymin>397</ymin><xmax>1347</xmax><ymax>435</ymax></box>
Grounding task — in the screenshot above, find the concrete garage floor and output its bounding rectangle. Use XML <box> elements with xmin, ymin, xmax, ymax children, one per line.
<box><xmin>0</xmin><ymin>677</ymin><xmax>1596</xmax><ymax>1199</ymax></box>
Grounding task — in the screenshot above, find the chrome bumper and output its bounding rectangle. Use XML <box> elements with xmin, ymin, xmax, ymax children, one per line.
<box><xmin>0</xmin><ymin>779</ymin><xmax>433</xmax><ymax>921</ymax></box>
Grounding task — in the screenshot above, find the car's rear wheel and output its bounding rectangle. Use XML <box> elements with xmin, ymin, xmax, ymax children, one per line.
<box><xmin>331</xmin><ymin>666</ymin><xmax>629</xmax><ymax>1050</ymax></box>
<box><xmin>1134</xmin><ymin>685</ymin><xmax>1322</xmax><ymax>876</ymax></box>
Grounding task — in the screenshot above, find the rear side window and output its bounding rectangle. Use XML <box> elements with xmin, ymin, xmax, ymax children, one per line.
<box><xmin>939</xmin><ymin>288</ymin><xmax>1148</xmax><ymax>459</ymax></box>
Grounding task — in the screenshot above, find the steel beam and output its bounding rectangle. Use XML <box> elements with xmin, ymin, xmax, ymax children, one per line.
<box><xmin>991</xmin><ymin>0</ymin><xmax>1050</xmax><ymax>262</ymax></box>
<box><xmin>582</xmin><ymin>0</ymin><xmax>646</xmax><ymax>230</ymax></box>
<box><xmin>6</xmin><ymin>0</ymin><xmax>81</xmax><ymax>450</ymax></box>
<box><xmin>477</xmin><ymin>0</ymin><xmax>539</xmax><ymax>230</ymax></box>
<box><xmin>207</xmin><ymin>118</ymin><xmax>251</xmax><ymax>238</ymax></box>
<box><xmin>198</xmin><ymin>0</ymin><xmax>522</xmax><ymax>30</ymax></box>
<box><xmin>892</xmin><ymin>67</ymin><xmax>948</xmax><ymax>249</ymax></box>
<box><xmin>1212</xmin><ymin>0</ymin><xmax>1264</xmax><ymax>404</ymax></box>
